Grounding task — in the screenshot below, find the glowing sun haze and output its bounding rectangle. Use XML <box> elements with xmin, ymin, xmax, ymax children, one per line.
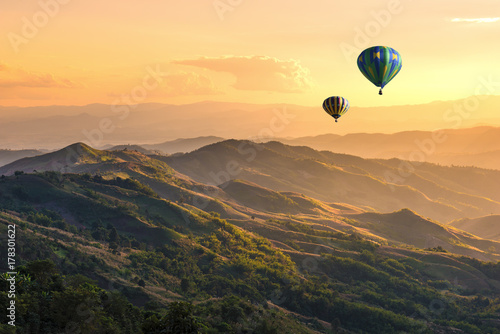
<box><xmin>0</xmin><ymin>0</ymin><xmax>499</xmax><ymax>111</ymax></box>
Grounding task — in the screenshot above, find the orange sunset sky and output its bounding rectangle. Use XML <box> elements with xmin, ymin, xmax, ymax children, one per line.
<box><xmin>1</xmin><ymin>0</ymin><xmax>499</xmax><ymax>109</ymax></box>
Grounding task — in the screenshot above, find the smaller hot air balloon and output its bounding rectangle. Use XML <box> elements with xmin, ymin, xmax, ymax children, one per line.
<box><xmin>322</xmin><ymin>96</ymin><xmax>350</xmax><ymax>122</ymax></box>
<box><xmin>357</xmin><ymin>46</ymin><xmax>402</xmax><ymax>95</ymax></box>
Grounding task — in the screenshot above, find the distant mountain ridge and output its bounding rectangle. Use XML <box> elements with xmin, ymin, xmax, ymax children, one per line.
<box><xmin>276</xmin><ymin>126</ymin><xmax>500</xmax><ymax>170</ymax></box>
<box><xmin>2</xmin><ymin>97</ymin><xmax>500</xmax><ymax>149</ymax></box>
<box><xmin>0</xmin><ymin>148</ymin><xmax>44</xmax><ymax>167</ymax></box>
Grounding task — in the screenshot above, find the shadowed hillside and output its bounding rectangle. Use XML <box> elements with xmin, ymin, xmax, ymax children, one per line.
<box><xmin>350</xmin><ymin>209</ymin><xmax>500</xmax><ymax>261</ymax></box>
<box><xmin>450</xmin><ymin>215</ymin><xmax>500</xmax><ymax>241</ymax></box>
<box><xmin>159</xmin><ymin>140</ymin><xmax>500</xmax><ymax>222</ymax></box>
<box><xmin>0</xmin><ymin>149</ymin><xmax>44</xmax><ymax>167</ymax></box>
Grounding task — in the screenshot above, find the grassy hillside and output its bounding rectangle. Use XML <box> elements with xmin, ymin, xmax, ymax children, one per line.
<box><xmin>450</xmin><ymin>215</ymin><xmax>500</xmax><ymax>241</ymax></box>
<box><xmin>0</xmin><ymin>173</ymin><xmax>500</xmax><ymax>333</ymax></box>
<box><xmin>2</xmin><ymin>142</ymin><xmax>500</xmax><ymax>260</ymax></box>
<box><xmin>0</xmin><ymin>143</ymin><xmax>116</xmax><ymax>175</ymax></box>
<box><xmin>213</xmin><ymin>180</ymin><xmax>500</xmax><ymax>262</ymax></box>
<box><xmin>1</xmin><ymin>172</ymin><xmax>500</xmax><ymax>333</ymax></box>
<box><xmin>350</xmin><ymin>209</ymin><xmax>500</xmax><ymax>261</ymax></box>
<box><xmin>142</xmin><ymin>136</ymin><xmax>225</xmax><ymax>154</ymax></box>
<box><xmin>0</xmin><ymin>143</ymin><xmax>176</xmax><ymax>181</ymax></box>
<box><xmin>107</xmin><ymin>144</ymin><xmax>159</xmax><ymax>155</ymax></box>
<box><xmin>0</xmin><ymin>173</ymin><xmax>319</xmax><ymax>333</ymax></box>
<box><xmin>160</xmin><ymin>140</ymin><xmax>500</xmax><ymax>222</ymax></box>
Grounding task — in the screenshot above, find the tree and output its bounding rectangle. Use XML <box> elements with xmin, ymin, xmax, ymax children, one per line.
<box><xmin>181</xmin><ymin>278</ymin><xmax>191</xmax><ymax>293</ymax></box>
<box><xmin>24</xmin><ymin>259</ymin><xmax>58</xmax><ymax>287</ymax></box>
<box><xmin>142</xmin><ymin>302</ymin><xmax>200</xmax><ymax>334</ymax></box>
<box><xmin>109</xmin><ymin>242</ymin><xmax>119</xmax><ymax>253</ymax></box>
<box><xmin>255</xmin><ymin>319</ymin><xmax>278</xmax><ymax>334</ymax></box>
<box><xmin>0</xmin><ymin>324</ymin><xmax>16</xmax><ymax>333</ymax></box>
<box><xmin>331</xmin><ymin>317</ymin><xmax>341</xmax><ymax>333</ymax></box>
<box><xmin>164</xmin><ymin>302</ymin><xmax>200</xmax><ymax>334</ymax></box>
<box><xmin>108</xmin><ymin>227</ymin><xmax>119</xmax><ymax>243</ymax></box>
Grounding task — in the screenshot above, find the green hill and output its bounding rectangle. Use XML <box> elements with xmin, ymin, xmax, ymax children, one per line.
<box><xmin>0</xmin><ymin>143</ymin><xmax>115</xmax><ymax>175</ymax></box>
<box><xmin>3</xmin><ymin>142</ymin><xmax>500</xmax><ymax>260</ymax></box>
<box><xmin>0</xmin><ymin>173</ymin><xmax>318</xmax><ymax>333</ymax></box>
<box><xmin>1</xmin><ymin>172</ymin><xmax>500</xmax><ymax>333</ymax></box>
<box><xmin>2</xmin><ymin>142</ymin><xmax>500</xmax><ymax>332</ymax></box>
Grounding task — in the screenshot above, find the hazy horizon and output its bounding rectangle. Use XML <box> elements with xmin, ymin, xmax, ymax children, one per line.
<box><xmin>3</xmin><ymin>1</ymin><xmax>500</xmax><ymax>147</ymax></box>
<box><xmin>1</xmin><ymin>96</ymin><xmax>500</xmax><ymax>151</ymax></box>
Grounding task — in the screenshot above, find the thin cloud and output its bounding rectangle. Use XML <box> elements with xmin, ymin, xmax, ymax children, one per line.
<box><xmin>0</xmin><ymin>63</ymin><xmax>80</xmax><ymax>88</ymax></box>
<box><xmin>162</xmin><ymin>72</ymin><xmax>221</xmax><ymax>96</ymax></box>
<box><xmin>173</xmin><ymin>56</ymin><xmax>312</xmax><ymax>93</ymax></box>
<box><xmin>451</xmin><ymin>17</ymin><xmax>500</xmax><ymax>23</ymax></box>
<box><xmin>106</xmin><ymin>72</ymin><xmax>220</xmax><ymax>98</ymax></box>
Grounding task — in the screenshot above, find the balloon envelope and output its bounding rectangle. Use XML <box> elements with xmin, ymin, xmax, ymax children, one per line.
<box><xmin>322</xmin><ymin>96</ymin><xmax>350</xmax><ymax>122</ymax></box>
<box><xmin>357</xmin><ymin>46</ymin><xmax>402</xmax><ymax>94</ymax></box>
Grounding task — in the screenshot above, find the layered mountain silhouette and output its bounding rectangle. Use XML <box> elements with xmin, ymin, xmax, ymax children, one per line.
<box><xmin>157</xmin><ymin>140</ymin><xmax>500</xmax><ymax>223</ymax></box>
<box><xmin>2</xmin><ymin>99</ymin><xmax>500</xmax><ymax>149</ymax></box>
<box><xmin>1</xmin><ymin>140</ymin><xmax>500</xmax><ymax>262</ymax></box>
<box><xmin>279</xmin><ymin>126</ymin><xmax>500</xmax><ymax>170</ymax></box>
<box><xmin>2</xmin><ymin>138</ymin><xmax>500</xmax><ymax>333</ymax></box>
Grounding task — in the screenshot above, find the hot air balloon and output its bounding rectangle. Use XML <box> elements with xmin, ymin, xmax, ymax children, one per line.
<box><xmin>357</xmin><ymin>46</ymin><xmax>402</xmax><ymax>95</ymax></box>
<box><xmin>322</xmin><ymin>96</ymin><xmax>350</xmax><ymax>122</ymax></box>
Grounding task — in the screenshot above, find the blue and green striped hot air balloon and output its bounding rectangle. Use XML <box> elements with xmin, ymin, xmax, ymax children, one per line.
<box><xmin>322</xmin><ymin>96</ymin><xmax>350</xmax><ymax>122</ymax></box>
<box><xmin>357</xmin><ymin>46</ymin><xmax>402</xmax><ymax>95</ymax></box>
